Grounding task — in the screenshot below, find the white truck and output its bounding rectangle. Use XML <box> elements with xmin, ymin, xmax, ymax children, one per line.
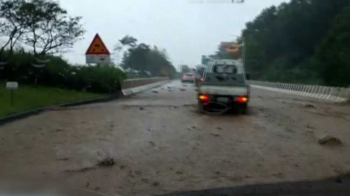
<box><xmin>197</xmin><ymin>59</ymin><xmax>250</xmax><ymax>114</ymax></box>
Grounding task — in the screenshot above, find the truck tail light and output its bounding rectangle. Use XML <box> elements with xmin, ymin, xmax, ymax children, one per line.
<box><xmin>237</xmin><ymin>96</ymin><xmax>248</xmax><ymax>103</ymax></box>
<box><xmin>199</xmin><ymin>95</ymin><xmax>210</xmax><ymax>102</ymax></box>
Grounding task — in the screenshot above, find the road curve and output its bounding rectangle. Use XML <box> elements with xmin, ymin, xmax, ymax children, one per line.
<box><xmin>0</xmin><ymin>80</ymin><xmax>350</xmax><ymax>196</ymax></box>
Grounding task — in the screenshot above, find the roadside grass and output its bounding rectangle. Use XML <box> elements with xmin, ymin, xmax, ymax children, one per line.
<box><xmin>0</xmin><ymin>84</ymin><xmax>103</xmax><ymax>118</ymax></box>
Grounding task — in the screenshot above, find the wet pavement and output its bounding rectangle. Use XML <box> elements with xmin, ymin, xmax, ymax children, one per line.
<box><xmin>1</xmin><ymin>80</ymin><xmax>350</xmax><ymax>196</ymax></box>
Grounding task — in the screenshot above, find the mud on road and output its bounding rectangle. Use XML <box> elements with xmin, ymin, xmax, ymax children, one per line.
<box><xmin>1</xmin><ymin>81</ymin><xmax>350</xmax><ymax>196</ymax></box>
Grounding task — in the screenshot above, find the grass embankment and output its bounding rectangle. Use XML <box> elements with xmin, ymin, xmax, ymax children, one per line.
<box><xmin>0</xmin><ymin>84</ymin><xmax>103</xmax><ymax>118</ymax></box>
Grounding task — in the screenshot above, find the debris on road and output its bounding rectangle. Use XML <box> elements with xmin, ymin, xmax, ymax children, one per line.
<box><xmin>64</xmin><ymin>166</ymin><xmax>96</xmax><ymax>173</ymax></box>
<box><xmin>135</xmin><ymin>170</ymin><xmax>142</xmax><ymax>175</ymax></box>
<box><xmin>141</xmin><ymin>178</ymin><xmax>149</xmax><ymax>183</ymax></box>
<box><xmin>180</xmin><ymin>88</ymin><xmax>186</xmax><ymax>91</ymax></box>
<box><xmin>152</xmin><ymin>90</ymin><xmax>159</xmax><ymax>93</ymax></box>
<box><xmin>57</xmin><ymin>158</ymin><xmax>69</xmax><ymax>161</ymax></box>
<box><xmin>94</xmin><ymin>187</ymin><xmax>101</xmax><ymax>191</ymax></box>
<box><xmin>176</xmin><ymin>171</ymin><xmax>183</xmax><ymax>175</ymax></box>
<box><xmin>98</xmin><ymin>158</ymin><xmax>115</xmax><ymax>167</ymax></box>
<box><xmin>304</xmin><ymin>104</ymin><xmax>316</xmax><ymax>108</ymax></box>
<box><xmin>119</xmin><ymin>165</ymin><xmax>126</xmax><ymax>170</ymax></box>
<box><xmin>217</xmin><ymin>127</ymin><xmax>222</xmax><ymax>130</ymax></box>
<box><xmin>211</xmin><ymin>132</ymin><xmax>220</xmax><ymax>137</ymax></box>
<box><xmin>149</xmin><ymin>141</ymin><xmax>156</xmax><ymax>147</ymax></box>
<box><xmin>318</xmin><ymin>135</ymin><xmax>342</xmax><ymax>146</ymax></box>
<box><xmin>272</xmin><ymin>172</ymin><xmax>284</xmax><ymax>178</ymax></box>
<box><xmin>152</xmin><ymin>181</ymin><xmax>160</xmax><ymax>186</ymax></box>
<box><xmin>139</xmin><ymin>107</ymin><xmax>145</xmax><ymax>110</ymax></box>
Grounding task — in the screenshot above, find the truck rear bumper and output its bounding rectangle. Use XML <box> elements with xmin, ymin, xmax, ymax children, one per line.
<box><xmin>197</xmin><ymin>94</ymin><xmax>248</xmax><ymax>114</ymax></box>
<box><xmin>198</xmin><ymin>94</ymin><xmax>249</xmax><ymax>104</ymax></box>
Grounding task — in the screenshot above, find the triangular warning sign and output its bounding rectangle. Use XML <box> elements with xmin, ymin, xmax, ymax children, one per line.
<box><xmin>85</xmin><ymin>34</ymin><xmax>110</xmax><ymax>55</ymax></box>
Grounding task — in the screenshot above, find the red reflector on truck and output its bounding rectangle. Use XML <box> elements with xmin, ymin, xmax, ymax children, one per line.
<box><xmin>237</xmin><ymin>97</ymin><xmax>248</xmax><ymax>103</ymax></box>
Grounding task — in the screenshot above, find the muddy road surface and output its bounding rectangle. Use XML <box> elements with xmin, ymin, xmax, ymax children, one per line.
<box><xmin>1</xmin><ymin>80</ymin><xmax>350</xmax><ymax>196</ymax></box>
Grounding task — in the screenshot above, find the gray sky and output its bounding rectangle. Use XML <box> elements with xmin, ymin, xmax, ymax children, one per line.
<box><xmin>59</xmin><ymin>0</ymin><xmax>288</xmax><ymax>68</ymax></box>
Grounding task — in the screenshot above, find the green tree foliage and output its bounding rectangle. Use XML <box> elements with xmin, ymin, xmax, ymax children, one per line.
<box><xmin>316</xmin><ymin>6</ymin><xmax>350</xmax><ymax>87</ymax></box>
<box><xmin>0</xmin><ymin>0</ymin><xmax>85</xmax><ymax>57</ymax></box>
<box><xmin>239</xmin><ymin>0</ymin><xmax>350</xmax><ymax>85</ymax></box>
<box><xmin>119</xmin><ymin>35</ymin><xmax>177</xmax><ymax>78</ymax></box>
<box><xmin>19</xmin><ymin>0</ymin><xmax>85</xmax><ymax>56</ymax></box>
<box><xmin>0</xmin><ymin>49</ymin><xmax>126</xmax><ymax>93</ymax></box>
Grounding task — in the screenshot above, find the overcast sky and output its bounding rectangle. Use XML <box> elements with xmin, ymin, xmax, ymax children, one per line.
<box><xmin>59</xmin><ymin>0</ymin><xmax>288</xmax><ymax>68</ymax></box>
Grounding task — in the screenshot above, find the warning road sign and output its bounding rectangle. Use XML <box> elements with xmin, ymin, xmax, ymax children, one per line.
<box><xmin>85</xmin><ymin>34</ymin><xmax>110</xmax><ymax>55</ymax></box>
<box><xmin>85</xmin><ymin>34</ymin><xmax>111</xmax><ymax>64</ymax></box>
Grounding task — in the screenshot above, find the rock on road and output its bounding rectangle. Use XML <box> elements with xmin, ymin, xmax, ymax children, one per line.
<box><xmin>1</xmin><ymin>80</ymin><xmax>350</xmax><ymax>196</ymax></box>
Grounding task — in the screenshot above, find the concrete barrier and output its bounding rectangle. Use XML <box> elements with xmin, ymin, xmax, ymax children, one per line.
<box><xmin>248</xmin><ymin>80</ymin><xmax>350</xmax><ymax>103</ymax></box>
<box><xmin>121</xmin><ymin>77</ymin><xmax>169</xmax><ymax>96</ymax></box>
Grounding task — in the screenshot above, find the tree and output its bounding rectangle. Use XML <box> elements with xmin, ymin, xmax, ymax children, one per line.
<box><xmin>19</xmin><ymin>0</ymin><xmax>85</xmax><ymax>56</ymax></box>
<box><xmin>0</xmin><ymin>0</ymin><xmax>27</xmax><ymax>59</ymax></box>
<box><xmin>119</xmin><ymin>35</ymin><xmax>177</xmax><ymax>78</ymax></box>
<box><xmin>119</xmin><ymin>35</ymin><xmax>138</xmax><ymax>48</ymax></box>
<box><xmin>123</xmin><ymin>43</ymin><xmax>151</xmax><ymax>73</ymax></box>
<box><xmin>238</xmin><ymin>0</ymin><xmax>350</xmax><ymax>83</ymax></box>
<box><xmin>316</xmin><ymin>5</ymin><xmax>350</xmax><ymax>87</ymax></box>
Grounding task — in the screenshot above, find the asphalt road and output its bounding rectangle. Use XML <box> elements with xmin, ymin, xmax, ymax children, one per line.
<box><xmin>1</xmin><ymin>80</ymin><xmax>350</xmax><ymax>196</ymax></box>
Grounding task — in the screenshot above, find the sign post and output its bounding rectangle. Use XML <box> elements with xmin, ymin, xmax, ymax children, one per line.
<box><xmin>6</xmin><ymin>82</ymin><xmax>18</xmax><ymax>107</ymax></box>
<box><xmin>85</xmin><ymin>34</ymin><xmax>111</xmax><ymax>65</ymax></box>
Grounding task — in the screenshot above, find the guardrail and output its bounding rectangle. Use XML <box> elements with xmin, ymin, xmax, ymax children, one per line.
<box><xmin>248</xmin><ymin>80</ymin><xmax>350</xmax><ymax>103</ymax></box>
<box><xmin>121</xmin><ymin>77</ymin><xmax>169</xmax><ymax>96</ymax></box>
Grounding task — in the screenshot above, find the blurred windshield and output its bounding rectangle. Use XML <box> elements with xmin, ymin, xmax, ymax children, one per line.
<box><xmin>1</xmin><ymin>0</ymin><xmax>350</xmax><ymax>196</ymax></box>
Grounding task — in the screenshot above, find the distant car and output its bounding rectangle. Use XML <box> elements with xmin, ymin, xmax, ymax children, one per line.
<box><xmin>181</xmin><ymin>73</ymin><xmax>195</xmax><ymax>83</ymax></box>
